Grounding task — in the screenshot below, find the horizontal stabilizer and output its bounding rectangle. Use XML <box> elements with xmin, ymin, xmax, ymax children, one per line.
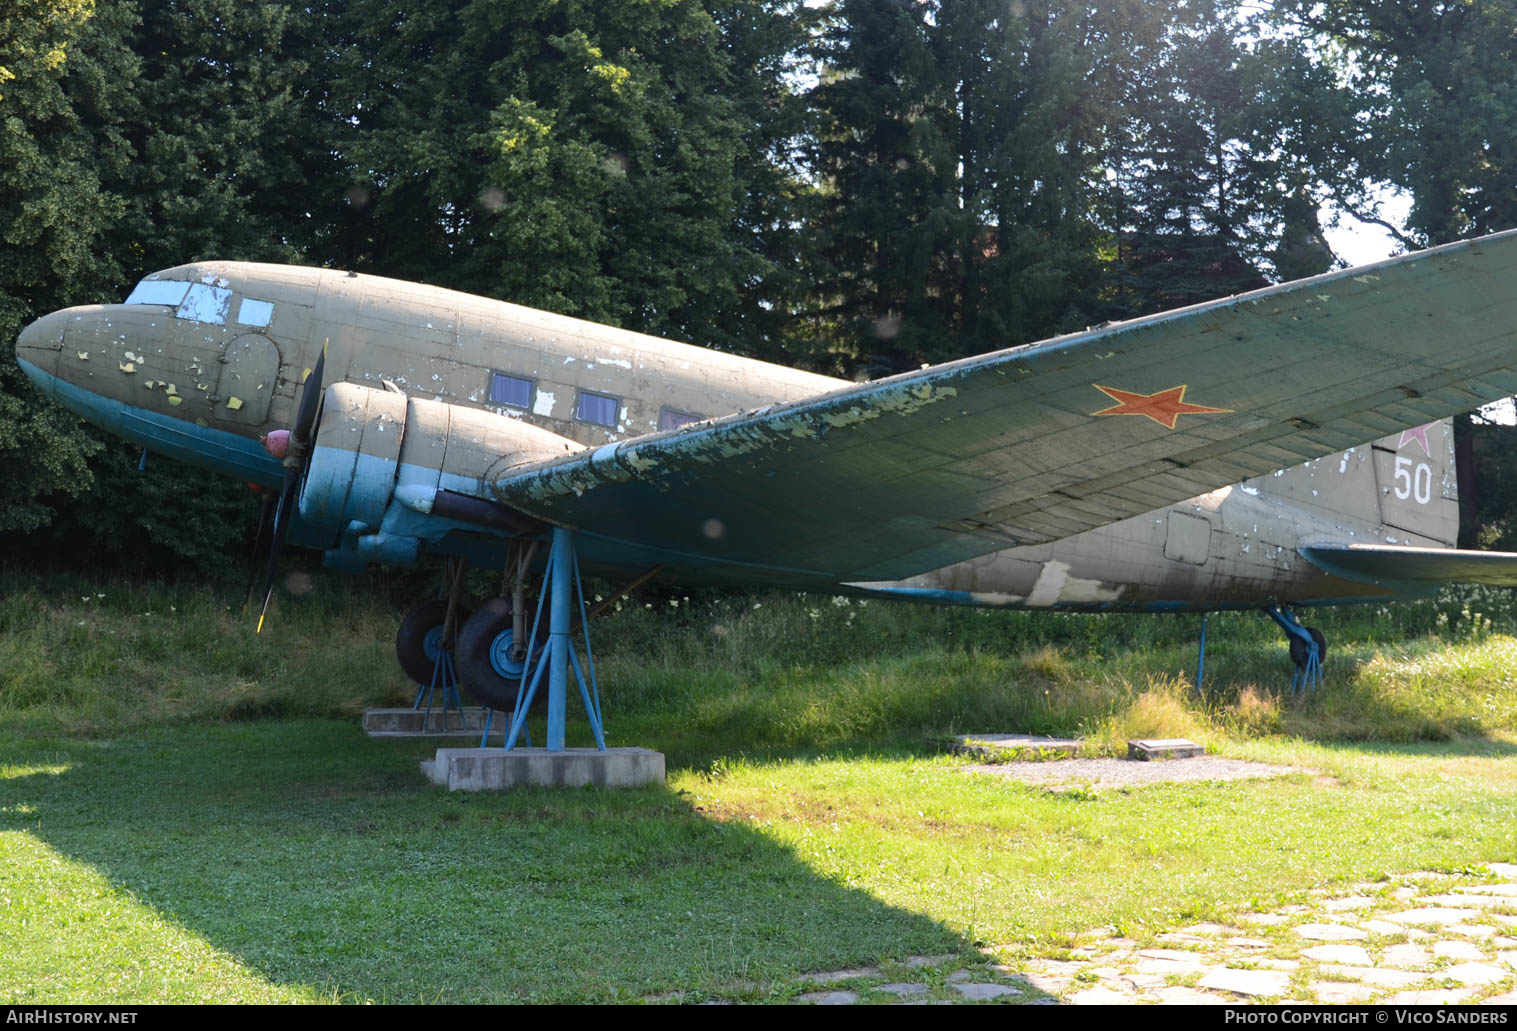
<box><xmin>1301</xmin><ymin>545</ymin><xmax>1517</xmax><ymax>587</ymax></box>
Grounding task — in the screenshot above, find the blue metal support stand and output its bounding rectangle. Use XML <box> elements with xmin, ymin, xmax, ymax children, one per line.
<box><xmin>1265</xmin><ymin>605</ymin><xmax>1323</xmax><ymax>693</ymax></box>
<box><xmin>478</xmin><ymin>706</ymin><xmax>530</xmax><ymax>748</ymax></box>
<box><xmin>412</xmin><ymin>643</ymin><xmax>467</xmax><ymax>730</ymax></box>
<box><xmin>501</xmin><ymin>528</ymin><xmax>606</xmax><ymax>752</ymax></box>
<box><xmin>1195</xmin><ymin>613</ymin><xmax>1209</xmax><ymax>695</ymax></box>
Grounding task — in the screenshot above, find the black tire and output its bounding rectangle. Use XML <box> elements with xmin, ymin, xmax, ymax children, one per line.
<box><xmin>395</xmin><ymin>599</ymin><xmax>472</xmax><ymax>686</ymax></box>
<box><xmin>455</xmin><ymin>598</ymin><xmax>549</xmax><ymax>711</ymax></box>
<box><xmin>1288</xmin><ymin>626</ymin><xmax>1327</xmax><ymax>670</ymax></box>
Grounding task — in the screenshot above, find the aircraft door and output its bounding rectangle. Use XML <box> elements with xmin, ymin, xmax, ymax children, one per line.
<box><xmin>215</xmin><ymin>334</ymin><xmax>281</xmax><ymax>425</ymax></box>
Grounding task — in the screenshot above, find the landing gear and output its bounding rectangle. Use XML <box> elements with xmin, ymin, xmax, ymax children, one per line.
<box><xmin>399</xmin><ymin>558</ymin><xmax>472</xmax><ymax>725</ymax></box>
<box><xmin>455</xmin><ymin>598</ymin><xmax>544</xmax><ymax>711</ymax></box>
<box><xmin>395</xmin><ymin>598</ymin><xmax>472</xmax><ymax>686</ymax></box>
<box><xmin>1288</xmin><ymin>626</ymin><xmax>1328</xmax><ymax>672</ymax></box>
<box><xmin>1265</xmin><ymin>606</ymin><xmax>1325</xmax><ymax>692</ymax></box>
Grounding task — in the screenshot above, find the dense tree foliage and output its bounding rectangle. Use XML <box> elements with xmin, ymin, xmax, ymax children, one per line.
<box><xmin>4</xmin><ymin>0</ymin><xmax>1517</xmax><ymax>570</ymax></box>
<box><xmin>321</xmin><ymin>0</ymin><xmax>812</xmax><ymax>354</ymax></box>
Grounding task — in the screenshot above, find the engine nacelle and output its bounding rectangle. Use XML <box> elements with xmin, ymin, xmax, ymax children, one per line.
<box><xmin>299</xmin><ymin>382</ymin><xmax>579</xmax><ymax>534</ymax></box>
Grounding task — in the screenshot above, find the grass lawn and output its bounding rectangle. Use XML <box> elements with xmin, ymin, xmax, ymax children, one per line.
<box><xmin>2</xmin><ymin>575</ymin><xmax>1516</xmax><ymax>1002</ymax></box>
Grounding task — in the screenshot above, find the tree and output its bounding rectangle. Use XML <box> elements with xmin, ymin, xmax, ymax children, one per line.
<box><xmin>806</xmin><ymin>0</ymin><xmax>1173</xmax><ymax>374</ymax></box>
<box><xmin>0</xmin><ymin>0</ymin><xmax>138</xmax><ymax>533</ymax></box>
<box><xmin>323</xmin><ymin>0</ymin><xmax>811</xmax><ymax>354</ymax></box>
<box><xmin>1277</xmin><ymin>0</ymin><xmax>1517</xmax><ymax>248</ymax></box>
<box><xmin>1110</xmin><ymin>2</ymin><xmax>1340</xmax><ymax>317</ymax></box>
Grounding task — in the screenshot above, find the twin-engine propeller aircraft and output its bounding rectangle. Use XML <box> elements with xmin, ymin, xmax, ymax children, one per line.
<box><xmin>17</xmin><ymin>230</ymin><xmax>1517</xmax><ymax>717</ymax></box>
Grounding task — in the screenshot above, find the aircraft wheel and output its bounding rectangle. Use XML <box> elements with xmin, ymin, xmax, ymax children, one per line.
<box><xmin>1288</xmin><ymin>626</ymin><xmax>1327</xmax><ymax>670</ymax></box>
<box><xmin>455</xmin><ymin>598</ymin><xmax>547</xmax><ymax>711</ymax></box>
<box><xmin>395</xmin><ymin>599</ymin><xmax>472</xmax><ymax>686</ymax></box>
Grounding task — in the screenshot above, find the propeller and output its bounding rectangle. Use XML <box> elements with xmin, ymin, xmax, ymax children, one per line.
<box><xmin>255</xmin><ymin>343</ymin><xmax>327</xmax><ymax>633</ymax></box>
<box><xmin>241</xmin><ymin>491</ymin><xmax>277</xmax><ymax>615</ymax></box>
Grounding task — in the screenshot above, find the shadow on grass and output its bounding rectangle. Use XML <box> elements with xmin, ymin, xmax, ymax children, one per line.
<box><xmin>0</xmin><ymin>720</ymin><xmax>964</xmax><ymax>1003</ymax></box>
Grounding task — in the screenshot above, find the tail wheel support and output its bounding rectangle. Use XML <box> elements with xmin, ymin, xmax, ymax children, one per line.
<box><xmin>1265</xmin><ymin>605</ymin><xmax>1326</xmax><ymax>693</ymax></box>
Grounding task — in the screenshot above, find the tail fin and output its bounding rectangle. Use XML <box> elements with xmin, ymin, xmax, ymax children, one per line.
<box><xmin>1244</xmin><ymin>418</ymin><xmax>1459</xmax><ymax>547</ymax></box>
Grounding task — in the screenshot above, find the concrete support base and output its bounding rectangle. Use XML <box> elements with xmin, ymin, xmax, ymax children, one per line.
<box><xmin>364</xmin><ymin>707</ymin><xmax>500</xmax><ymax>739</ymax></box>
<box><xmin>421</xmin><ymin>747</ymin><xmax>666</xmax><ymax>791</ymax></box>
<box><xmin>951</xmin><ymin>733</ymin><xmax>1080</xmax><ymax>759</ymax></box>
<box><xmin>1128</xmin><ymin>737</ymin><xmax>1204</xmax><ymax>760</ymax></box>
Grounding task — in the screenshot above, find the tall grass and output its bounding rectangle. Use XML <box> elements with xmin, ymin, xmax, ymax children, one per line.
<box><xmin>2</xmin><ymin>567</ymin><xmax>1515</xmax><ymax>751</ymax></box>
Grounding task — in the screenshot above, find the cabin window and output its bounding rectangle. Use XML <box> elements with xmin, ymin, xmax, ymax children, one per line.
<box><xmin>659</xmin><ymin>408</ymin><xmax>702</xmax><ymax>431</ymax></box>
<box><xmin>489</xmin><ymin>372</ymin><xmax>533</xmax><ymax>408</ymax></box>
<box><xmin>125</xmin><ymin>280</ymin><xmax>191</xmax><ymax>307</ymax></box>
<box><xmin>575</xmin><ymin>391</ymin><xmax>619</xmax><ymax>428</ymax></box>
<box><xmin>175</xmin><ymin>283</ymin><xmax>232</xmax><ymax>324</ymax></box>
<box><xmin>236</xmin><ymin>299</ymin><xmax>275</xmax><ymax>327</ymax></box>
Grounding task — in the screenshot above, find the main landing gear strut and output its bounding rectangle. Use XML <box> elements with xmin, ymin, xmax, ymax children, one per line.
<box><xmin>1266</xmin><ymin>606</ymin><xmax>1326</xmax><ymax>693</ymax></box>
<box><xmin>1192</xmin><ymin>607</ymin><xmax>1327</xmax><ymax>694</ymax></box>
<box><xmin>393</xmin><ymin>529</ymin><xmax>610</xmax><ymax>752</ymax></box>
<box><xmin>394</xmin><ymin>557</ymin><xmax>472</xmax><ymax>730</ymax></box>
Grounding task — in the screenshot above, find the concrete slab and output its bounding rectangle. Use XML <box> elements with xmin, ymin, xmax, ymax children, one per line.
<box><xmin>1301</xmin><ymin>944</ymin><xmax>1372</xmax><ymax>965</ymax></box>
<box><xmin>1317</xmin><ymin>965</ymin><xmax>1426</xmax><ymax>988</ymax></box>
<box><xmin>1152</xmin><ymin>986</ymin><xmax>1229</xmax><ymax>1005</ymax></box>
<box><xmin>1433</xmin><ymin>940</ymin><xmax>1486</xmax><ymax>961</ymax></box>
<box><xmin>365</xmin><ymin>706</ymin><xmax>500</xmax><ymax>738</ymax></box>
<box><xmin>952</xmin><ymin>733</ymin><xmax>1080</xmax><ymax>759</ymax></box>
<box><xmin>1127</xmin><ymin>738</ymin><xmax>1204</xmax><ymax>760</ymax></box>
<box><xmin>1383</xmin><ymin>907</ymin><xmax>1482</xmax><ymax>926</ymax></box>
<box><xmin>1198</xmin><ymin>968</ymin><xmax>1292</xmax><ymax>997</ymax></box>
<box><xmin>874</xmin><ymin>983</ymin><xmax>928</xmax><ymax>997</ymax></box>
<box><xmin>1381</xmin><ymin>988</ymin><xmax>1475</xmax><ymax>1005</ymax></box>
<box><xmin>1312</xmin><ymin>982</ymin><xmax>1379</xmax><ymax>1004</ymax></box>
<box><xmin>422</xmin><ymin>746</ymin><xmax>665</xmax><ymax>790</ymax></box>
<box><xmin>1381</xmin><ymin>943</ymin><xmax>1431</xmax><ymax>968</ymax></box>
<box><xmin>1294</xmin><ymin>923</ymin><xmax>1369</xmax><ymax>941</ymax></box>
<box><xmin>950</xmin><ymin>982</ymin><xmax>1021</xmax><ymax>1001</ymax></box>
<box><xmin>1444</xmin><ymin>962</ymin><xmax>1510</xmax><ymax>986</ymax></box>
<box><xmin>801</xmin><ymin>967</ymin><xmax>882</xmax><ymax>983</ymax></box>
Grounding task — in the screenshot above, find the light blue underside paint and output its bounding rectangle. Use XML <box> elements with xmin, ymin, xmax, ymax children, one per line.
<box><xmin>848</xmin><ymin>584</ymin><xmax>1427</xmax><ymax>612</ymax></box>
<box><xmin>22</xmin><ymin>358</ymin><xmax>284</xmax><ymax>487</ymax></box>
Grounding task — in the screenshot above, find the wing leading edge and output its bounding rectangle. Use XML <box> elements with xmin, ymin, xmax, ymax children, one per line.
<box><xmin>488</xmin><ymin>231</ymin><xmax>1517</xmax><ymax>584</ymax></box>
<box><xmin>1302</xmin><ymin>545</ymin><xmax>1517</xmax><ymax>588</ymax></box>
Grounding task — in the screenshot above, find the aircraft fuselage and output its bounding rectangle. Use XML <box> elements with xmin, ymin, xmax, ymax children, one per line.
<box><xmin>16</xmin><ymin>262</ymin><xmax>1453</xmax><ymax>611</ymax></box>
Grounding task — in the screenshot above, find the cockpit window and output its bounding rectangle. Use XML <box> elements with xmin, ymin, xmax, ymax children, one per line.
<box><xmin>236</xmin><ymin>299</ymin><xmax>274</xmax><ymax>327</ymax></box>
<box><xmin>124</xmin><ymin>280</ymin><xmax>191</xmax><ymax>306</ymax></box>
<box><xmin>175</xmin><ymin>283</ymin><xmax>232</xmax><ymax>324</ymax></box>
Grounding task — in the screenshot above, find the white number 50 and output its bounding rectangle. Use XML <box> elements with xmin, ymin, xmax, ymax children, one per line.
<box><xmin>1394</xmin><ymin>455</ymin><xmax>1433</xmax><ymax>505</ymax></box>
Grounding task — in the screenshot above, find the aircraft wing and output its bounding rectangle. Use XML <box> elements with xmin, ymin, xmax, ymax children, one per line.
<box><xmin>488</xmin><ymin>231</ymin><xmax>1517</xmax><ymax>583</ymax></box>
<box><xmin>1301</xmin><ymin>545</ymin><xmax>1517</xmax><ymax>588</ymax></box>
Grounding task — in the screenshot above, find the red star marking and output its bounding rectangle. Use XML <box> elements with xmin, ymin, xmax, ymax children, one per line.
<box><xmin>1398</xmin><ymin>423</ymin><xmax>1433</xmax><ymax>457</ymax></box>
<box><xmin>1091</xmin><ymin>384</ymin><xmax>1231</xmax><ymax>430</ymax></box>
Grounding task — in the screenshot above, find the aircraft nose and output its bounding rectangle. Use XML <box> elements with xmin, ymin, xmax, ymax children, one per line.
<box><xmin>15</xmin><ymin>309</ymin><xmax>68</xmax><ymax>392</ymax></box>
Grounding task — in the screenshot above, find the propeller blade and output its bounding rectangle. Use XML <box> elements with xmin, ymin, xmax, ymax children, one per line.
<box><xmin>256</xmin><ymin>478</ymin><xmax>297</xmax><ymax>634</ymax></box>
<box><xmin>255</xmin><ymin>341</ymin><xmax>328</xmax><ymax>634</ymax></box>
<box><xmin>242</xmin><ymin>492</ymin><xmax>277</xmax><ymax>614</ymax></box>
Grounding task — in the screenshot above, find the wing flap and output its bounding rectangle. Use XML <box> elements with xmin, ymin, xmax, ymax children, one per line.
<box><xmin>489</xmin><ymin>231</ymin><xmax>1517</xmax><ymax>583</ymax></box>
